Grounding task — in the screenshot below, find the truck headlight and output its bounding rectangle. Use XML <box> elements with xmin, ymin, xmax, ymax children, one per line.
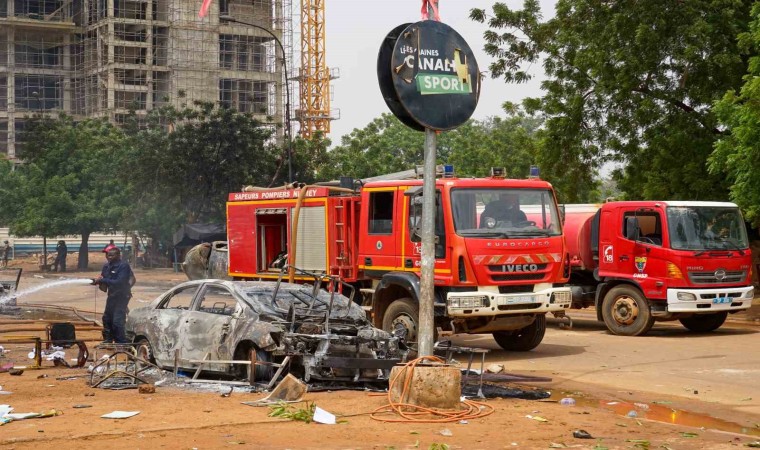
<box><xmin>745</xmin><ymin>288</ymin><xmax>755</xmax><ymax>299</ymax></box>
<box><xmin>551</xmin><ymin>291</ymin><xmax>571</xmax><ymax>304</ymax></box>
<box><xmin>677</xmin><ymin>292</ymin><xmax>697</xmax><ymax>301</ymax></box>
<box><xmin>449</xmin><ymin>296</ymin><xmax>488</xmax><ymax>309</ymax></box>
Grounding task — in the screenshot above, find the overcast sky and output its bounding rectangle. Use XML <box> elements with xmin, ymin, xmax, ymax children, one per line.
<box><xmin>323</xmin><ymin>0</ymin><xmax>557</xmax><ymax>142</ymax></box>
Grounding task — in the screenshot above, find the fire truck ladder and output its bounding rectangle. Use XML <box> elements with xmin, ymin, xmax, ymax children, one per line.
<box><xmin>331</xmin><ymin>197</ymin><xmax>354</xmax><ymax>281</ymax></box>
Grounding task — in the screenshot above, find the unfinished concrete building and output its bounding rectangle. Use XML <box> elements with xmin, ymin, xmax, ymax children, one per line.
<box><xmin>0</xmin><ymin>0</ymin><xmax>292</xmax><ymax>159</ymax></box>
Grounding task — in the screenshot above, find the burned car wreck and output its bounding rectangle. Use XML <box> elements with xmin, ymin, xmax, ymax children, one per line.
<box><xmin>126</xmin><ymin>277</ymin><xmax>406</xmax><ymax>387</ymax></box>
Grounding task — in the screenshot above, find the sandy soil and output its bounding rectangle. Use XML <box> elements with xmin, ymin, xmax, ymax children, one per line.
<box><xmin>1</xmin><ymin>268</ymin><xmax>759</xmax><ymax>449</ymax></box>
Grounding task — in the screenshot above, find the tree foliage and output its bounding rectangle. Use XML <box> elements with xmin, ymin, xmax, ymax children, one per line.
<box><xmin>121</xmin><ymin>101</ymin><xmax>281</xmax><ymax>244</ymax></box>
<box><xmin>472</xmin><ymin>0</ymin><xmax>753</xmax><ymax>201</ymax></box>
<box><xmin>3</xmin><ymin>114</ymin><xmax>128</xmax><ymax>268</ymax></box>
<box><xmin>315</xmin><ymin>112</ymin><xmax>556</xmax><ymax>193</ymax></box>
<box><xmin>712</xmin><ymin>3</ymin><xmax>760</xmax><ymax>226</ymax></box>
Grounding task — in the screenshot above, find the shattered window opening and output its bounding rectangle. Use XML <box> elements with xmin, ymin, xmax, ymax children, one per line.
<box><xmin>158</xmin><ymin>285</ymin><xmax>198</xmax><ymax>310</ymax></box>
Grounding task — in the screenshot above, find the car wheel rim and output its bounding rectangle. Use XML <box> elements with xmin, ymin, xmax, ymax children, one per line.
<box><xmin>612</xmin><ymin>295</ymin><xmax>639</xmax><ymax>325</ymax></box>
<box><xmin>391</xmin><ymin>314</ymin><xmax>417</xmax><ymax>343</ymax></box>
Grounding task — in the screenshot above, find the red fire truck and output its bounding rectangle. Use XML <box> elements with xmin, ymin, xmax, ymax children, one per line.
<box><xmin>563</xmin><ymin>201</ymin><xmax>754</xmax><ymax>336</ymax></box>
<box><xmin>225</xmin><ymin>169</ymin><xmax>572</xmax><ymax>351</ymax></box>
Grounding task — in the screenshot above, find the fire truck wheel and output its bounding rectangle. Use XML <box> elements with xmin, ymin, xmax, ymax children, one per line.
<box><xmin>382</xmin><ymin>298</ymin><xmax>419</xmax><ymax>347</ymax></box>
<box><xmin>679</xmin><ymin>312</ymin><xmax>728</xmax><ymax>332</ymax></box>
<box><xmin>602</xmin><ymin>285</ymin><xmax>654</xmax><ymax>336</ymax></box>
<box><xmin>492</xmin><ymin>314</ymin><xmax>546</xmax><ymax>351</ymax></box>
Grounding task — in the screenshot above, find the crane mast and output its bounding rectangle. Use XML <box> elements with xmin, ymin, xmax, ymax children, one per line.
<box><xmin>298</xmin><ymin>0</ymin><xmax>334</xmax><ymax>138</ymax></box>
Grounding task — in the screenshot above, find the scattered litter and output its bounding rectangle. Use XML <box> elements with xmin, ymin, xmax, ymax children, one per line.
<box><xmin>438</xmin><ymin>428</ymin><xmax>453</xmax><ymax>436</ymax></box>
<box><xmin>138</xmin><ymin>384</ymin><xmax>156</xmax><ymax>394</ymax></box>
<box><xmin>33</xmin><ymin>275</ymin><xmax>44</xmax><ymax>279</ymax></box>
<box><xmin>560</xmin><ymin>397</ymin><xmax>576</xmax><ymax>406</ymax></box>
<box><xmin>606</xmin><ymin>401</ymin><xmax>619</xmax><ymax>405</ymax></box>
<box><xmin>84</xmin><ymin>392</ymin><xmax>95</xmax><ymax>397</ymax></box>
<box><xmin>0</xmin><ymin>391</ymin><xmax>11</xmax><ymax>395</ymax></box>
<box><xmin>741</xmin><ymin>397</ymin><xmax>753</xmax><ymax>401</ymax></box>
<box><xmin>9</xmin><ymin>368</ymin><xmax>23</xmax><ymax>376</ymax></box>
<box><xmin>572</xmin><ymin>429</ymin><xmax>594</xmax><ymax>439</ymax></box>
<box><xmin>680</xmin><ymin>432</ymin><xmax>699</xmax><ymax>438</ymax></box>
<box><xmin>525</xmin><ymin>415</ymin><xmax>549</xmax><ymax>422</ymax></box>
<box><xmin>633</xmin><ymin>402</ymin><xmax>649</xmax><ymax>410</ymax></box>
<box><xmin>313</xmin><ymin>406</ymin><xmax>336</xmax><ymax>425</ymax></box>
<box><xmin>652</xmin><ymin>400</ymin><xmax>672</xmax><ymax>405</ymax></box>
<box><xmin>746</xmin><ymin>441</ymin><xmax>760</xmax><ymax>448</ymax></box>
<box><xmin>459</xmin><ymin>420</ymin><xmax>468</xmax><ymax>425</ymax></box>
<box><xmin>37</xmin><ymin>374</ymin><xmax>48</xmax><ymax>379</ymax></box>
<box><xmin>486</xmin><ymin>364</ymin><xmax>504</xmax><ymax>373</ymax></box>
<box><xmin>4</xmin><ymin>409</ymin><xmax>62</xmax><ymax>421</ymax></box>
<box><xmin>0</xmin><ymin>405</ymin><xmax>13</xmax><ymax>416</ymax></box>
<box><xmin>694</xmin><ymin>390</ymin><xmax>699</xmax><ymax>395</ymax></box>
<box><xmin>72</xmin><ymin>405</ymin><xmax>92</xmax><ymax>409</ymax></box>
<box><xmin>626</xmin><ymin>410</ymin><xmax>638</xmax><ymax>418</ymax></box>
<box><xmin>241</xmin><ymin>374</ymin><xmax>307</xmax><ymax>407</ymax></box>
<box><xmin>101</xmin><ymin>411</ymin><xmax>140</xmax><ymax>419</ymax></box>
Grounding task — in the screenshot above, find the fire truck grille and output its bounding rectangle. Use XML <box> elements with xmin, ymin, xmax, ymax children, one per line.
<box><xmin>492</xmin><ymin>273</ymin><xmax>545</xmax><ymax>282</ymax></box>
<box><xmin>688</xmin><ymin>270</ymin><xmax>746</xmax><ymax>284</ymax></box>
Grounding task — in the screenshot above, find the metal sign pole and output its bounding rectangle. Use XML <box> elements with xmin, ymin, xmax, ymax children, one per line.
<box><xmin>418</xmin><ymin>128</ymin><xmax>437</xmax><ymax>357</ymax></box>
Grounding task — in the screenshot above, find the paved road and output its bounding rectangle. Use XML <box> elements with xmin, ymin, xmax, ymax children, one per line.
<box><xmin>452</xmin><ymin>312</ymin><xmax>760</xmax><ymax>417</ymax></box>
<box><xmin>8</xmin><ymin>271</ymin><xmax>760</xmax><ymax>419</ymax></box>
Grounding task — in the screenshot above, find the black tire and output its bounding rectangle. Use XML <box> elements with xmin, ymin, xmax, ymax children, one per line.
<box><xmin>135</xmin><ymin>338</ymin><xmax>156</xmax><ymax>365</ymax></box>
<box><xmin>679</xmin><ymin>312</ymin><xmax>728</xmax><ymax>332</ymax></box>
<box><xmin>601</xmin><ymin>285</ymin><xmax>654</xmax><ymax>336</ymax></box>
<box><xmin>382</xmin><ymin>298</ymin><xmax>419</xmax><ymax>346</ymax></box>
<box><xmin>236</xmin><ymin>343</ymin><xmax>273</xmax><ymax>383</ymax></box>
<box><xmin>492</xmin><ymin>314</ymin><xmax>546</xmax><ymax>351</ymax></box>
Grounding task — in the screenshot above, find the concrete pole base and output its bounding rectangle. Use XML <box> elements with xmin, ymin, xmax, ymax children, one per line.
<box><xmin>389</xmin><ymin>363</ymin><xmax>461</xmax><ymax>409</ymax></box>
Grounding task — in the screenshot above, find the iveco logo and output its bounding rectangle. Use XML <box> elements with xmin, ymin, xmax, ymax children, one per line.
<box><xmin>714</xmin><ymin>269</ymin><xmax>726</xmax><ymax>281</ymax></box>
<box><xmin>506</xmin><ymin>264</ymin><xmax>539</xmax><ymax>273</ymax></box>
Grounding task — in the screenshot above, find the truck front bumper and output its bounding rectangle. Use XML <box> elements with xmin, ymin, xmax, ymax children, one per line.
<box><xmin>666</xmin><ymin>286</ymin><xmax>754</xmax><ymax>313</ymax></box>
<box><xmin>447</xmin><ymin>286</ymin><xmax>572</xmax><ymax>318</ymax></box>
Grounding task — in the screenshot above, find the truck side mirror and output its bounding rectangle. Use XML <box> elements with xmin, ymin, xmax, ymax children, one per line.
<box><xmin>625</xmin><ymin>217</ymin><xmax>640</xmax><ymax>241</ymax></box>
<box><xmin>559</xmin><ymin>205</ymin><xmax>566</xmax><ymax>225</ymax></box>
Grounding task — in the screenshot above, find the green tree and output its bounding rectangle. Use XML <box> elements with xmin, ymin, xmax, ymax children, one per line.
<box><xmin>472</xmin><ymin>0</ymin><xmax>752</xmax><ymax>201</ymax></box>
<box><xmin>6</xmin><ymin>114</ymin><xmax>128</xmax><ymax>269</ymax></box>
<box><xmin>316</xmin><ymin>113</ymin><xmax>545</xmax><ymax>185</ymax></box>
<box><xmin>122</xmin><ymin>101</ymin><xmax>280</xmax><ymax>246</ymax></box>
<box><xmin>711</xmin><ymin>3</ymin><xmax>760</xmax><ymax>226</ymax></box>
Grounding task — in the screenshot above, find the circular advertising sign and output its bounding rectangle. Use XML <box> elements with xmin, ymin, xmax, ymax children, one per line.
<box><xmin>377</xmin><ymin>20</ymin><xmax>481</xmax><ymax>131</ymax></box>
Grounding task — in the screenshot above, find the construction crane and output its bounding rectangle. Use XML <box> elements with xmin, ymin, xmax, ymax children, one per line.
<box><xmin>297</xmin><ymin>0</ymin><xmax>337</xmax><ymax>139</ymax></box>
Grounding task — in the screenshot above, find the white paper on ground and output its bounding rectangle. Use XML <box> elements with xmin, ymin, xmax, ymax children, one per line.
<box><xmin>312</xmin><ymin>406</ymin><xmax>336</xmax><ymax>425</ymax></box>
<box><xmin>0</xmin><ymin>404</ymin><xmax>13</xmax><ymax>416</ymax></box>
<box><xmin>0</xmin><ymin>392</ymin><xmax>12</xmax><ymax>395</ymax></box>
<box><xmin>101</xmin><ymin>411</ymin><xmax>140</xmax><ymax>419</ymax></box>
<box><xmin>5</xmin><ymin>412</ymin><xmax>41</xmax><ymax>420</ymax></box>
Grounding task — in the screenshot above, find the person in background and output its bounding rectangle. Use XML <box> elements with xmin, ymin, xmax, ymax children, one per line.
<box><xmin>92</xmin><ymin>247</ymin><xmax>135</xmax><ymax>344</ymax></box>
<box><xmin>103</xmin><ymin>239</ymin><xmax>117</xmax><ymax>254</ymax></box>
<box><xmin>1</xmin><ymin>240</ymin><xmax>10</xmax><ymax>268</ymax></box>
<box><xmin>54</xmin><ymin>240</ymin><xmax>68</xmax><ymax>272</ymax></box>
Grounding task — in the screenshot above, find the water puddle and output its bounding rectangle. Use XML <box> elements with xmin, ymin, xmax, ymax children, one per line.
<box><xmin>550</xmin><ymin>392</ymin><xmax>760</xmax><ymax>437</ymax></box>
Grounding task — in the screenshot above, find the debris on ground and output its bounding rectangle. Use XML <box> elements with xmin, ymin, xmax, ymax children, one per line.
<box><xmin>572</xmin><ymin>429</ymin><xmax>594</xmax><ymax>439</ymax></box>
<box><xmin>138</xmin><ymin>384</ymin><xmax>156</xmax><ymax>394</ymax></box>
<box><xmin>101</xmin><ymin>411</ymin><xmax>140</xmax><ymax>419</ymax></box>
<box><xmin>461</xmin><ymin>383</ymin><xmax>550</xmax><ymax>400</ymax></box>
<box><xmin>560</xmin><ymin>397</ymin><xmax>576</xmax><ymax>406</ymax></box>
<box><xmin>8</xmin><ymin>368</ymin><xmax>23</xmax><ymax>376</ymax></box>
<box><xmin>486</xmin><ymin>364</ymin><xmax>504</xmax><ymax>373</ymax></box>
<box><xmin>242</xmin><ymin>374</ymin><xmax>307</xmax><ymax>407</ymax></box>
<box><xmin>525</xmin><ymin>415</ymin><xmax>549</xmax><ymax>422</ymax></box>
<box><xmin>313</xmin><ymin>406</ymin><xmax>336</xmax><ymax>425</ymax></box>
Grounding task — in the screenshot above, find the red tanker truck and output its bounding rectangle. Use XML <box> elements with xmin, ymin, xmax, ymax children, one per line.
<box><xmin>563</xmin><ymin>201</ymin><xmax>754</xmax><ymax>336</ymax></box>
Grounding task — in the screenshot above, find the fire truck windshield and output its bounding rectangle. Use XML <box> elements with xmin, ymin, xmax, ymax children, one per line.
<box><xmin>666</xmin><ymin>206</ymin><xmax>749</xmax><ymax>251</ymax></box>
<box><xmin>451</xmin><ymin>188</ymin><xmax>562</xmax><ymax>237</ymax></box>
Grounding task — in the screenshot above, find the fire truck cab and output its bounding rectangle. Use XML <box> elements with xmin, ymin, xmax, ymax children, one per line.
<box><xmin>226</xmin><ymin>169</ymin><xmax>572</xmax><ymax>351</ymax></box>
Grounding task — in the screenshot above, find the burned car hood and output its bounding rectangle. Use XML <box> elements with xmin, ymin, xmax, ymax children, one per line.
<box><xmin>234</xmin><ymin>281</ymin><xmax>367</xmax><ymax>324</ymax></box>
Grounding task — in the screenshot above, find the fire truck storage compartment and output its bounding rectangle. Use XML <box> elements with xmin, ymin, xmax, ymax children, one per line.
<box><xmin>292</xmin><ymin>205</ymin><xmax>328</xmax><ymax>273</ymax></box>
<box><xmin>255</xmin><ymin>208</ymin><xmax>287</xmax><ymax>272</ymax></box>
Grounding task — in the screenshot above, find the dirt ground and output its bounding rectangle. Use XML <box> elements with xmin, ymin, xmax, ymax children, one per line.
<box><xmin>1</xmin><ymin>267</ymin><xmax>759</xmax><ymax>449</ymax></box>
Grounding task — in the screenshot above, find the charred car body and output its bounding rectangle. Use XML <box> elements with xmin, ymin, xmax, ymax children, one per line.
<box><xmin>126</xmin><ymin>276</ymin><xmax>405</xmax><ymax>385</ymax></box>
